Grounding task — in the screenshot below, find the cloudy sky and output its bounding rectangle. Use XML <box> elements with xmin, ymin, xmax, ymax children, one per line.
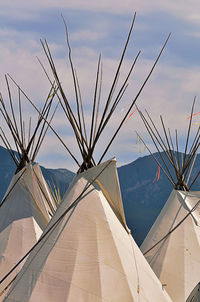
<box><xmin>0</xmin><ymin>0</ymin><xmax>200</xmax><ymax>172</ymax></box>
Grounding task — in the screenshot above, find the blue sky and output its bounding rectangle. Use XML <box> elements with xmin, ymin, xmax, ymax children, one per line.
<box><xmin>0</xmin><ymin>1</ymin><xmax>200</xmax><ymax>172</ymax></box>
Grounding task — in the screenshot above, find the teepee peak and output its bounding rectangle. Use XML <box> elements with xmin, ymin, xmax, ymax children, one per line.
<box><xmin>0</xmin><ymin>75</ymin><xmax>57</xmax><ymax>174</ymax></box>
<box><xmin>137</xmin><ymin>98</ymin><xmax>200</xmax><ymax>191</ymax></box>
<box><xmin>14</xmin><ymin>14</ymin><xmax>170</xmax><ymax>173</ymax></box>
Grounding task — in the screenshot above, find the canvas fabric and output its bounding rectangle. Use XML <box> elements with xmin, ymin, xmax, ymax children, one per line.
<box><xmin>3</xmin><ymin>159</ymin><xmax>171</xmax><ymax>302</ymax></box>
<box><xmin>141</xmin><ymin>189</ymin><xmax>200</xmax><ymax>302</ymax></box>
<box><xmin>0</xmin><ymin>164</ymin><xmax>55</xmax><ymax>300</ymax></box>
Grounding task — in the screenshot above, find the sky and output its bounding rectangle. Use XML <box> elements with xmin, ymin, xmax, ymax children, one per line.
<box><xmin>0</xmin><ymin>1</ymin><xmax>200</xmax><ymax>172</ymax></box>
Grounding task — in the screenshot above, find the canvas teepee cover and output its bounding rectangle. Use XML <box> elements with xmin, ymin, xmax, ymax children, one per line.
<box><xmin>136</xmin><ymin>101</ymin><xmax>200</xmax><ymax>301</ymax></box>
<box><xmin>0</xmin><ymin>71</ymin><xmax>59</xmax><ymax>298</ymax></box>
<box><xmin>0</xmin><ymin>163</ymin><xmax>56</xmax><ymax>300</ymax></box>
<box><xmin>2</xmin><ymin>159</ymin><xmax>172</xmax><ymax>302</ymax></box>
<box><xmin>141</xmin><ymin>189</ymin><xmax>200</xmax><ymax>302</ymax></box>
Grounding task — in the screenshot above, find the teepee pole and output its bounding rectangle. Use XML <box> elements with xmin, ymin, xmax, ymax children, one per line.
<box><xmin>62</xmin><ymin>16</ymin><xmax>83</xmax><ymax>139</ymax></box>
<box><xmin>5</xmin><ymin>75</ymin><xmax>21</xmax><ymax>143</ymax></box>
<box><xmin>89</xmin><ymin>54</ymin><xmax>101</xmax><ymax>151</ymax></box>
<box><xmin>27</xmin><ymin>117</ymin><xmax>32</xmax><ymax>147</ymax></box>
<box><xmin>95</xmin><ymin>14</ymin><xmax>137</xmax><ymax>143</ymax></box>
<box><xmin>17</xmin><ymin>87</ymin><xmax>24</xmax><ymax>148</ymax></box>
<box><xmin>74</xmin><ymin>69</ymin><xmax>88</xmax><ymax>147</ymax></box>
<box><xmin>98</xmin><ymin>33</ymin><xmax>171</xmax><ymax>164</ymax></box>
<box><xmin>186</xmin><ymin>148</ymin><xmax>198</xmax><ymax>186</ymax></box>
<box><xmin>168</xmin><ymin>128</ymin><xmax>179</xmax><ymax>173</ymax></box>
<box><xmin>182</xmin><ymin>97</ymin><xmax>195</xmax><ymax>170</ymax></box>
<box><xmin>175</xmin><ymin>129</ymin><xmax>182</xmax><ymax>174</ymax></box>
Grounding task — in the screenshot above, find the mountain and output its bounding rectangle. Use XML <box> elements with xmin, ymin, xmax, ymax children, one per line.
<box><xmin>0</xmin><ymin>145</ymin><xmax>199</xmax><ymax>246</ymax></box>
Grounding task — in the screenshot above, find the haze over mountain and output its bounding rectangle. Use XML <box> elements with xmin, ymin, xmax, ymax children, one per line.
<box><xmin>0</xmin><ymin>144</ymin><xmax>199</xmax><ymax>245</ymax></box>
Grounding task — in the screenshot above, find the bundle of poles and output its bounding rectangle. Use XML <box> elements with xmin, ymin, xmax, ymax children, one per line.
<box><xmin>137</xmin><ymin>99</ymin><xmax>200</xmax><ymax>191</ymax></box>
<box><xmin>3</xmin><ymin>14</ymin><xmax>170</xmax><ymax>174</ymax></box>
<box><xmin>0</xmin><ymin>75</ymin><xmax>58</xmax><ymax>174</ymax></box>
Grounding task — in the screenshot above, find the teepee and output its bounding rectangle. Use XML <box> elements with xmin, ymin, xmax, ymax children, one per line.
<box><xmin>0</xmin><ymin>77</ymin><xmax>57</xmax><ymax>299</ymax></box>
<box><xmin>2</xmin><ymin>159</ymin><xmax>172</xmax><ymax>302</ymax></box>
<box><xmin>1</xmin><ymin>15</ymin><xmax>172</xmax><ymax>301</ymax></box>
<box><xmin>138</xmin><ymin>101</ymin><xmax>200</xmax><ymax>302</ymax></box>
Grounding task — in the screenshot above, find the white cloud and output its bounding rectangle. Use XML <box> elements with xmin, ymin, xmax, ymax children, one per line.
<box><xmin>186</xmin><ymin>31</ymin><xmax>200</xmax><ymax>38</ymax></box>
<box><xmin>71</xmin><ymin>30</ymin><xmax>106</xmax><ymax>42</ymax></box>
<box><xmin>186</xmin><ymin>14</ymin><xmax>200</xmax><ymax>25</ymax></box>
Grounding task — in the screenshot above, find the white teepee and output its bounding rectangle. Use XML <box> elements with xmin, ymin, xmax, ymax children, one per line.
<box><xmin>138</xmin><ymin>102</ymin><xmax>200</xmax><ymax>302</ymax></box>
<box><xmin>0</xmin><ymin>80</ymin><xmax>57</xmax><ymax>299</ymax></box>
<box><xmin>0</xmin><ymin>164</ymin><xmax>56</xmax><ymax>298</ymax></box>
<box><xmin>2</xmin><ymin>159</ymin><xmax>172</xmax><ymax>302</ymax></box>
<box><xmin>141</xmin><ymin>189</ymin><xmax>200</xmax><ymax>302</ymax></box>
